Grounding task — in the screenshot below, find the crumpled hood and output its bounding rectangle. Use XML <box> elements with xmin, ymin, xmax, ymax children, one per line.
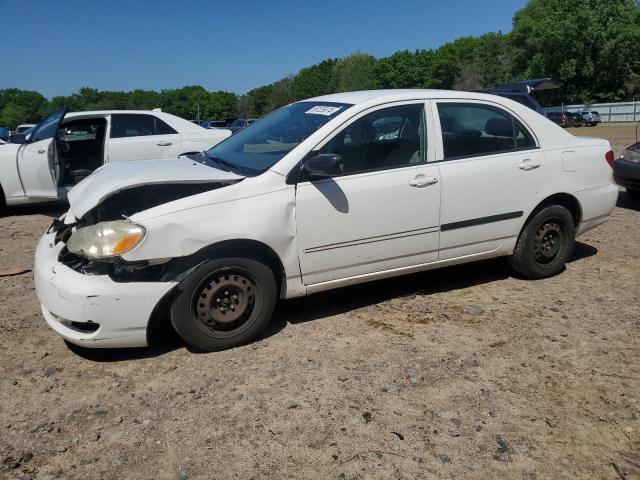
<box><xmin>68</xmin><ymin>158</ymin><xmax>244</xmax><ymax>218</ymax></box>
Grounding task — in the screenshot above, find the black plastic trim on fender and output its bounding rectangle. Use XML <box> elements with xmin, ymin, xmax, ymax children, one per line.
<box><xmin>441</xmin><ymin>211</ymin><xmax>524</xmax><ymax>232</ymax></box>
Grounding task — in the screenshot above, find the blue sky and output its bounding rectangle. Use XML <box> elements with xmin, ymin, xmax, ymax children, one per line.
<box><xmin>1</xmin><ymin>0</ymin><xmax>528</xmax><ymax>98</ymax></box>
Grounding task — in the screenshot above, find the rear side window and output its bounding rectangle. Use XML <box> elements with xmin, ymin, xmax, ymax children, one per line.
<box><xmin>155</xmin><ymin>117</ymin><xmax>177</xmax><ymax>135</ymax></box>
<box><xmin>437</xmin><ymin>103</ymin><xmax>536</xmax><ymax>159</ymax></box>
<box><xmin>110</xmin><ymin>114</ymin><xmax>177</xmax><ymax>138</ymax></box>
<box><xmin>514</xmin><ymin>119</ymin><xmax>536</xmax><ymax>151</ymax></box>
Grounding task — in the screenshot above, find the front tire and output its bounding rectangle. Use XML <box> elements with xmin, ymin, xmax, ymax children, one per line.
<box><xmin>170</xmin><ymin>256</ymin><xmax>277</xmax><ymax>352</ymax></box>
<box><xmin>508</xmin><ymin>205</ymin><xmax>575</xmax><ymax>279</ymax></box>
<box><xmin>627</xmin><ymin>189</ymin><xmax>640</xmax><ymax>203</ymax></box>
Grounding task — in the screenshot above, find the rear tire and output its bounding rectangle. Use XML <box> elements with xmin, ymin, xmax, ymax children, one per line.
<box><xmin>628</xmin><ymin>189</ymin><xmax>640</xmax><ymax>203</ymax></box>
<box><xmin>508</xmin><ymin>205</ymin><xmax>575</xmax><ymax>279</ymax></box>
<box><xmin>170</xmin><ymin>256</ymin><xmax>277</xmax><ymax>352</ymax></box>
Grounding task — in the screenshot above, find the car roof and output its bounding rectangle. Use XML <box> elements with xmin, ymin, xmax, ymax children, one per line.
<box><xmin>65</xmin><ymin>110</ymin><xmax>171</xmax><ymax>118</ymax></box>
<box><xmin>306</xmin><ymin>89</ymin><xmax>505</xmax><ymax>105</ymax></box>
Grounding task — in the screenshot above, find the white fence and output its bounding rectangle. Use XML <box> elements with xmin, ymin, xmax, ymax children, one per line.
<box><xmin>543</xmin><ymin>101</ymin><xmax>640</xmax><ymax>123</ymax></box>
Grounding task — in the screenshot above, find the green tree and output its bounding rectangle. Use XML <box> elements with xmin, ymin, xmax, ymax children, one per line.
<box><xmin>511</xmin><ymin>0</ymin><xmax>640</xmax><ymax>102</ymax></box>
<box><xmin>291</xmin><ymin>59</ymin><xmax>338</xmax><ymax>100</ymax></box>
<box><xmin>375</xmin><ymin>50</ymin><xmax>434</xmax><ymax>89</ymax></box>
<box><xmin>0</xmin><ymin>105</ymin><xmax>27</xmax><ymax>130</ymax></box>
<box><xmin>428</xmin><ymin>36</ymin><xmax>480</xmax><ymax>89</ymax></box>
<box><xmin>0</xmin><ymin>88</ymin><xmax>49</xmax><ymax>127</ymax></box>
<box><xmin>331</xmin><ymin>53</ymin><xmax>377</xmax><ymax>92</ymax></box>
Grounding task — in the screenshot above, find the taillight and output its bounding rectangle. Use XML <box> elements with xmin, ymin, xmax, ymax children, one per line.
<box><xmin>605</xmin><ymin>150</ymin><xmax>615</xmax><ymax>168</ymax></box>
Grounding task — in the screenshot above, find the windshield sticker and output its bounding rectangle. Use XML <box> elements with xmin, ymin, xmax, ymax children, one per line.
<box><xmin>305</xmin><ymin>106</ymin><xmax>342</xmax><ymax>116</ymax></box>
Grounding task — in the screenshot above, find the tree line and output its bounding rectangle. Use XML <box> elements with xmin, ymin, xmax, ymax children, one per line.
<box><xmin>1</xmin><ymin>0</ymin><xmax>638</xmax><ymax>129</ymax></box>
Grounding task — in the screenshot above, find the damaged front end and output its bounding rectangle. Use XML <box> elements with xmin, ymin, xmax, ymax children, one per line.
<box><xmin>54</xmin><ymin>179</ymin><xmax>242</xmax><ymax>283</ymax></box>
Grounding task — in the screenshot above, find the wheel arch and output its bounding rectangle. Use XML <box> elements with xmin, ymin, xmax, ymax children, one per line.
<box><xmin>146</xmin><ymin>238</ymin><xmax>288</xmax><ymax>346</ymax></box>
<box><xmin>163</xmin><ymin>238</ymin><xmax>287</xmax><ymax>298</ymax></box>
<box><xmin>525</xmin><ymin>193</ymin><xmax>582</xmax><ymax>229</ymax></box>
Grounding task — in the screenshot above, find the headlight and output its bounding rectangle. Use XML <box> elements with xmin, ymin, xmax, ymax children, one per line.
<box><xmin>67</xmin><ymin>220</ymin><xmax>146</xmax><ymax>259</ymax></box>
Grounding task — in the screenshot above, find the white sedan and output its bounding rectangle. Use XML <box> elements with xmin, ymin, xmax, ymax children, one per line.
<box><xmin>35</xmin><ymin>89</ymin><xmax>618</xmax><ymax>351</ymax></box>
<box><xmin>0</xmin><ymin>109</ymin><xmax>230</xmax><ymax>206</ymax></box>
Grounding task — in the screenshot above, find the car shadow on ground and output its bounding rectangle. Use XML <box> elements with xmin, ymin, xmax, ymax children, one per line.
<box><xmin>67</xmin><ymin>240</ymin><xmax>598</xmax><ymax>362</ymax></box>
<box><xmin>267</xmin><ymin>241</ymin><xmax>597</xmax><ymax>334</ymax></box>
<box><xmin>616</xmin><ymin>190</ymin><xmax>640</xmax><ymax>211</ymax></box>
<box><xmin>1</xmin><ymin>202</ymin><xmax>67</xmax><ymax>218</ymax></box>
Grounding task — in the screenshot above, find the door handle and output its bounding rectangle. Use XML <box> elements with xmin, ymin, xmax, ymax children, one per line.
<box><xmin>38</xmin><ymin>149</ymin><xmax>46</xmax><ymax>154</ymax></box>
<box><xmin>409</xmin><ymin>175</ymin><xmax>438</xmax><ymax>188</ymax></box>
<box><xmin>156</xmin><ymin>141</ymin><xmax>172</xmax><ymax>146</ymax></box>
<box><xmin>518</xmin><ymin>160</ymin><xmax>540</xmax><ymax>171</ymax></box>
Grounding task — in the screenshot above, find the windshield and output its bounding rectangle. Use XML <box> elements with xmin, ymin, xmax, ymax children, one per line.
<box><xmin>202</xmin><ymin>101</ymin><xmax>351</xmax><ymax>174</ymax></box>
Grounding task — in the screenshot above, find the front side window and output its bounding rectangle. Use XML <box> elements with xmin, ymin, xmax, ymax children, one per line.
<box><xmin>437</xmin><ymin>103</ymin><xmax>536</xmax><ymax>159</ymax></box>
<box><xmin>201</xmin><ymin>101</ymin><xmax>351</xmax><ymax>174</ymax></box>
<box><xmin>319</xmin><ymin>104</ymin><xmax>426</xmax><ymax>175</ymax></box>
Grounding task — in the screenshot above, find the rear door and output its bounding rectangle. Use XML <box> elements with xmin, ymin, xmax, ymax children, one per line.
<box><xmin>17</xmin><ymin>108</ymin><xmax>67</xmax><ymax>199</ymax></box>
<box><xmin>433</xmin><ymin>100</ymin><xmax>543</xmax><ymax>260</ymax></box>
<box><xmin>108</xmin><ymin>113</ymin><xmax>181</xmax><ymax>161</ymax></box>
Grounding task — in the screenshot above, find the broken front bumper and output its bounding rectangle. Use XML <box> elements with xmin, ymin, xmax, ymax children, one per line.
<box><xmin>34</xmin><ymin>231</ymin><xmax>176</xmax><ymax>348</ymax></box>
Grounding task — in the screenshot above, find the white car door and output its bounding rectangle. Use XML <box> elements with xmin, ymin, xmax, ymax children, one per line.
<box><xmin>16</xmin><ymin>108</ymin><xmax>67</xmax><ymax>199</ymax></box>
<box><xmin>433</xmin><ymin>100</ymin><xmax>544</xmax><ymax>260</ymax></box>
<box><xmin>108</xmin><ymin>113</ymin><xmax>181</xmax><ymax>161</ymax></box>
<box><xmin>295</xmin><ymin>102</ymin><xmax>441</xmax><ymax>285</ymax></box>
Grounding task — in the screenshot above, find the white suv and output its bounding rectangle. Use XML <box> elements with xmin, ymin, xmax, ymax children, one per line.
<box><xmin>34</xmin><ymin>90</ymin><xmax>618</xmax><ymax>351</ymax></box>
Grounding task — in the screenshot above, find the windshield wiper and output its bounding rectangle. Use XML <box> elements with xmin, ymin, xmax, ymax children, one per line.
<box><xmin>202</xmin><ymin>152</ymin><xmax>238</xmax><ymax>171</ymax></box>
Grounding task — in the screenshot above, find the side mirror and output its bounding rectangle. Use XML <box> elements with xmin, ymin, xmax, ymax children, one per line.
<box><xmin>301</xmin><ymin>153</ymin><xmax>343</xmax><ymax>180</ymax></box>
<box><xmin>10</xmin><ymin>133</ymin><xmax>27</xmax><ymax>144</ymax></box>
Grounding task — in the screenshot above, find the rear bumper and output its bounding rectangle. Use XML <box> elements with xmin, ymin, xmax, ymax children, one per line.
<box><xmin>34</xmin><ymin>231</ymin><xmax>176</xmax><ymax>348</ymax></box>
<box><xmin>574</xmin><ymin>183</ymin><xmax>619</xmax><ymax>236</ymax></box>
<box><xmin>613</xmin><ymin>159</ymin><xmax>640</xmax><ymax>191</ymax></box>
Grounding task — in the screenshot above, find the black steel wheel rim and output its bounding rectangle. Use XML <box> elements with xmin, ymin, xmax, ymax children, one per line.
<box><xmin>192</xmin><ymin>269</ymin><xmax>257</xmax><ymax>335</ymax></box>
<box><xmin>532</xmin><ymin>219</ymin><xmax>565</xmax><ymax>265</ymax></box>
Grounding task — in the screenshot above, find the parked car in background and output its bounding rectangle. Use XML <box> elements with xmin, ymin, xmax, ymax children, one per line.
<box><xmin>578</xmin><ymin>111</ymin><xmax>601</xmax><ymax>126</ymax></box>
<box><xmin>228</xmin><ymin>118</ymin><xmax>256</xmax><ymax>134</ymax></box>
<box><xmin>15</xmin><ymin>123</ymin><xmax>36</xmax><ymax>134</ymax></box>
<box><xmin>614</xmin><ymin>142</ymin><xmax>640</xmax><ymax>203</ymax></box>
<box><xmin>190</xmin><ymin>120</ymin><xmax>210</xmax><ymax>129</ymax></box>
<box><xmin>478</xmin><ymin>78</ymin><xmax>560</xmax><ymax>116</ymax></box>
<box><xmin>566</xmin><ymin>112</ymin><xmax>584</xmax><ymax>127</ymax></box>
<box><xmin>0</xmin><ymin>128</ymin><xmax>9</xmax><ymax>143</ymax></box>
<box><xmin>34</xmin><ymin>89</ymin><xmax>618</xmax><ymax>351</ymax></box>
<box><xmin>0</xmin><ymin>109</ymin><xmax>231</xmax><ymax>207</ymax></box>
<box><xmin>207</xmin><ymin>120</ymin><xmax>229</xmax><ymax>129</ymax></box>
<box><xmin>546</xmin><ymin>111</ymin><xmax>574</xmax><ymax>128</ymax></box>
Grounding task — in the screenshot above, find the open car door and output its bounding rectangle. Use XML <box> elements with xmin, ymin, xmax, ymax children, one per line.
<box><xmin>17</xmin><ymin>108</ymin><xmax>68</xmax><ymax>199</ymax></box>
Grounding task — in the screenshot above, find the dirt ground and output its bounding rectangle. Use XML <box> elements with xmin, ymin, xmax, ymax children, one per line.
<box><xmin>1</xmin><ymin>124</ymin><xmax>639</xmax><ymax>480</ymax></box>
